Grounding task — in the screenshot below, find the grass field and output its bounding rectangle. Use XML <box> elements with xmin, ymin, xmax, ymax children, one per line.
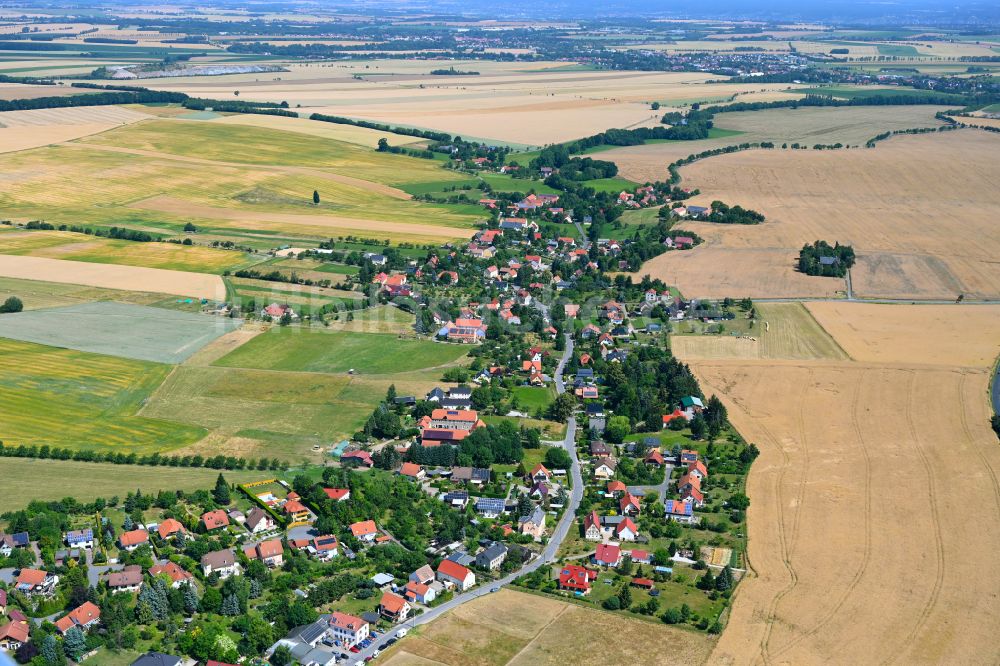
<box><xmin>0</xmin><ymin>338</ymin><xmax>204</xmax><ymax>453</ymax></box>
<box><xmin>800</xmin><ymin>85</ymin><xmax>964</xmax><ymax>102</ymax></box>
<box><xmin>0</xmin><ymin>229</ymin><xmax>255</xmax><ymax>274</ymax></box>
<box><xmin>0</xmin><ymin>301</ymin><xmax>242</xmax><ymax>363</ymax></box>
<box><xmin>380</xmin><ymin>588</ymin><xmax>713</xmax><ymax>665</ymax></box>
<box><xmin>213</xmin><ymin>329</ymin><xmax>470</xmax><ymax>374</ymax></box>
<box><xmin>0</xmin><ymin>459</ymin><xmax>263</xmax><ymax>513</ymax></box>
<box><xmin>0</xmin><ymin>119</ymin><xmax>480</xmax><ymax>244</ymax></box>
<box><xmin>670</xmin><ymin>303</ymin><xmax>849</xmax><ymax>361</ymax></box>
<box><xmin>636</xmin><ymin>130</ymin><xmax>1000</xmax><ymax>299</ymax></box>
<box><xmin>139</xmin><ymin>366</ymin><xmax>369</xmax><ymax>459</ymax></box>
<box><xmin>0</xmin><ymin>275</ymin><xmax>168</xmax><ymax>311</ymax></box>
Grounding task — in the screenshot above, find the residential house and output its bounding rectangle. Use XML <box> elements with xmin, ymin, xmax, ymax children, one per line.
<box><xmin>409</xmin><ymin>564</ymin><xmax>435</xmax><ymax>586</ymax></box>
<box><xmin>0</xmin><ymin>589</ymin><xmax>6</xmax><ymax>615</ymax></box>
<box><xmin>341</xmin><ymin>450</ymin><xmax>374</xmax><ymax>468</ymax></box>
<box><xmin>379</xmin><ymin>592</ymin><xmax>411</xmax><ymax>623</ymax></box>
<box><xmin>440</xmin><ymin>318</ymin><xmax>488</xmax><ymax>343</ymax></box>
<box><xmin>323</xmin><ymin>488</ymin><xmax>351</xmax><ymax>502</ymax></box>
<box><xmin>55</xmin><ymin>601</ymin><xmax>101</xmax><ymax>635</ymax></box>
<box><xmin>156</xmin><ymin>518</ymin><xmax>185</xmax><ymax>541</ymax></box>
<box><xmin>680</xmin><ymin>396</ymin><xmax>705</xmax><ymax>414</ymax></box>
<box><xmin>244</xmin><ymin>539</ymin><xmax>284</xmax><ymax>568</ymax></box>
<box><xmin>687</xmin><ymin>460</ymin><xmax>708</xmax><ymax>481</ymax></box>
<box><xmin>437</xmin><ymin>559</ymin><xmax>476</xmax><ymax>591</ymax></box>
<box><xmin>201</xmin><ymin>510</ymin><xmax>230</xmax><ymax>532</ymax></box>
<box><xmin>584</xmin><ymin>510</ymin><xmax>603</xmax><ymax>541</ymax></box>
<box><xmin>149</xmin><ymin>561</ymin><xmax>194</xmax><ymax>588</ymax></box>
<box><xmin>283</xmin><ymin>500</ymin><xmax>312</xmax><ymax>523</ymax></box>
<box><xmin>246</xmin><ymin>507</ymin><xmax>276</xmax><ymax>534</ymax></box>
<box><xmin>593</xmin><ymin>457</ymin><xmax>617</xmax><ymax>480</ymax></box>
<box><xmin>528</xmin><ymin>481</ymin><xmax>549</xmax><ymax>501</ymax></box>
<box><xmin>519</xmin><ymin>506</ymin><xmax>547</xmax><ymax>541</ymax></box>
<box><xmin>615</xmin><ymin>517</ymin><xmax>639</xmax><ymax>542</ymax></box>
<box><xmin>0</xmin><ymin>615</ymin><xmax>30</xmax><ymax>651</ymax></box>
<box><xmin>451</xmin><ymin>467</ymin><xmax>490</xmax><ymax>486</ymax></box>
<box><xmin>476</xmin><ymin>543</ymin><xmax>508</xmax><ymax>571</ymax></box>
<box><xmin>607</xmin><ymin>480</ymin><xmax>627</xmax><ymax>497</ymax></box>
<box><xmin>261</xmin><ymin>303</ymin><xmax>297</xmax><ymax>321</ymax></box>
<box><xmin>644</xmin><ymin>450</ymin><xmax>665</xmax><ymax>467</ymax></box>
<box><xmin>106</xmin><ymin>566</ymin><xmax>144</xmax><ymax>593</ymax></box>
<box><xmin>529</xmin><ymin>463</ymin><xmax>552</xmax><ymax>484</ymax></box>
<box><xmin>119</xmin><ymin>529</ymin><xmax>149</xmax><ymax>552</ymax></box>
<box><xmin>679</xmin><ymin>449</ymin><xmax>699</xmax><ymax>466</ymax></box>
<box><xmin>128</xmin><ymin>653</ymin><xmax>183</xmax><ymax>666</ymax></box>
<box><xmin>398</xmin><ymin>462</ymin><xmax>425</xmax><ymax>480</ymax></box>
<box><xmin>306</xmin><ymin>535</ymin><xmax>340</xmax><ymax>561</ymax></box>
<box><xmin>350</xmin><ymin>520</ymin><xmax>378</xmax><ymax>542</ymax></box>
<box><xmin>15</xmin><ymin>568</ymin><xmax>57</xmax><ymax>597</ymax></box>
<box><xmin>201</xmin><ymin>549</ymin><xmax>239</xmax><ymax>579</ymax></box>
<box><xmin>619</xmin><ymin>492</ymin><xmax>642</xmax><ymax>517</ymax></box>
<box><xmin>665</xmin><ymin>500</ymin><xmax>696</xmax><ymax>524</ymax></box>
<box><xmin>629</xmin><ymin>549</ymin><xmax>652</xmax><ymax>564</ymax></box>
<box><xmin>442</xmin><ymin>490</ymin><xmax>469</xmax><ymax>508</ymax></box>
<box><xmin>558</xmin><ymin>565</ymin><xmax>596</xmax><ymax>594</ymax></box>
<box><xmin>403</xmin><ymin>581</ymin><xmax>436</xmax><ymax>605</ymax></box>
<box><xmin>328</xmin><ymin>611</ymin><xmax>370</xmax><ymax>648</ymax></box>
<box><xmin>474</xmin><ymin>497</ymin><xmax>506</xmax><ymax>518</ymax></box>
<box><xmin>65</xmin><ymin>529</ymin><xmax>94</xmax><ymax>549</ymax></box>
<box><xmin>594</xmin><ymin>543</ymin><xmax>622</xmax><ymax>568</ymax></box>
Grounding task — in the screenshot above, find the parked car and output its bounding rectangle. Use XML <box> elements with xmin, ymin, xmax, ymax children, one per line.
<box><xmin>350</xmin><ymin>646</ymin><xmax>361</xmax><ymax>653</ymax></box>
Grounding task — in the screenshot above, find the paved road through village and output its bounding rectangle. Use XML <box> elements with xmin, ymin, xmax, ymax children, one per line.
<box><xmin>350</xmin><ymin>334</ymin><xmax>582</xmax><ymax>663</ymax></box>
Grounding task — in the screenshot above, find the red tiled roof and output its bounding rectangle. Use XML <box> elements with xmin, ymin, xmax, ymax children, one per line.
<box><xmin>119</xmin><ymin>529</ymin><xmax>149</xmax><ymax>546</ymax></box>
<box><xmin>399</xmin><ymin>462</ymin><xmax>422</xmax><ymax>477</ymax></box>
<box><xmin>380</xmin><ymin>591</ymin><xmax>408</xmax><ymax>614</ymax></box>
<box><xmin>437</xmin><ymin>559</ymin><xmax>471</xmax><ymax>581</ymax></box>
<box><xmin>283</xmin><ymin>499</ymin><xmax>308</xmax><ymax>515</ymax></box>
<box><xmin>54</xmin><ymin>601</ymin><xmax>100</xmax><ymax>634</ymax></box>
<box><xmin>329</xmin><ymin>611</ymin><xmax>367</xmax><ymax>632</ymax></box>
<box><xmin>201</xmin><ymin>510</ymin><xmax>229</xmax><ymax>530</ymax></box>
<box><xmin>594</xmin><ymin>543</ymin><xmax>621</xmax><ymax>565</ymax></box>
<box><xmin>157</xmin><ymin>518</ymin><xmax>184</xmax><ymax>539</ymax></box>
<box><xmin>323</xmin><ymin>488</ymin><xmax>350</xmax><ymax>501</ymax></box>
<box><xmin>16</xmin><ymin>568</ymin><xmax>47</xmax><ymax>586</ymax></box>
<box><xmin>350</xmin><ymin>520</ymin><xmax>377</xmax><ymax>537</ymax></box>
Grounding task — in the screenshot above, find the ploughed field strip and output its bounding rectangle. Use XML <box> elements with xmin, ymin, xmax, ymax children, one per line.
<box><xmin>0</xmin><ymin>301</ymin><xmax>241</xmax><ymax>364</ymax></box>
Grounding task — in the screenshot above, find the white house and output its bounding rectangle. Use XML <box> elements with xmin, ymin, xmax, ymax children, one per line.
<box><xmin>437</xmin><ymin>560</ymin><xmax>476</xmax><ymax>591</ymax></box>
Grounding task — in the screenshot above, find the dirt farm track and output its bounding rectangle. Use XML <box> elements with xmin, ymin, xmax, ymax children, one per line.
<box><xmin>679</xmin><ymin>304</ymin><xmax>1000</xmax><ymax>665</ymax></box>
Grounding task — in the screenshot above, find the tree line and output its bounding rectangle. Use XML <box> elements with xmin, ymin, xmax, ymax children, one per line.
<box><xmin>0</xmin><ymin>442</ymin><xmax>287</xmax><ymax>471</ymax></box>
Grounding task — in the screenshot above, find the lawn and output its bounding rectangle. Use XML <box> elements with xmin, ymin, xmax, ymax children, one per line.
<box><xmin>0</xmin><ymin>338</ymin><xmax>205</xmax><ymax>453</ymax></box>
<box><xmin>511</xmin><ymin>385</ymin><xmax>556</xmax><ymax>412</ymax></box>
<box><xmin>0</xmin><ymin>459</ymin><xmax>263</xmax><ymax>513</ymax></box>
<box><xmin>578</xmin><ymin>176</ymin><xmax>638</xmax><ymax>193</ymax></box>
<box><xmin>213</xmin><ymin>329</ymin><xmax>470</xmax><ymax>374</ymax></box>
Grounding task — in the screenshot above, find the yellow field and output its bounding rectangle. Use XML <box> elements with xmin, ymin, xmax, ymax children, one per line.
<box><xmin>605</xmin><ymin>104</ymin><xmax>951</xmax><ymax>184</ymax></box>
<box><xmin>381</xmin><ymin>589</ymin><xmax>714</xmax><ymax>665</ymax></box>
<box><xmin>0</xmin><ymin>255</ymin><xmax>226</xmax><ymax>299</ymax></box>
<box><xmin>137</xmin><ymin>64</ymin><xmax>806</xmax><ymax>145</ymax></box>
<box><xmin>0</xmin><ymin>104</ymin><xmax>151</xmax><ymax>153</ymax></box>
<box><xmin>673</xmin><ymin>303</ymin><xmax>1000</xmax><ymax>665</ymax></box>
<box><xmin>636</xmin><ymin>130</ymin><xmax>1000</xmax><ymax>299</ymax></box>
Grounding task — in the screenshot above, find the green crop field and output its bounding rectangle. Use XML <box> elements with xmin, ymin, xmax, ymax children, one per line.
<box><xmin>79</xmin><ymin>119</ymin><xmax>469</xmax><ymax>187</ymax></box>
<box><xmin>0</xmin><ymin>302</ymin><xmax>243</xmax><ymax>363</ymax></box>
<box><xmin>0</xmin><ymin>123</ymin><xmax>480</xmax><ymax>245</ymax></box>
<box><xmin>0</xmin><ymin>275</ymin><xmax>167</xmax><ymax>310</ymax></box>
<box><xmin>877</xmin><ymin>44</ymin><xmax>922</xmax><ymax>56</ymax></box>
<box><xmin>800</xmin><ymin>86</ymin><xmax>965</xmax><ymax>102</ymax></box>
<box><xmin>139</xmin><ymin>366</ymin><xmax>371</xmax><ymax>456</ymax></box>
<box><xmin>0</xmin><ymin>459</ymin><xmax>264</xmax><ymax>513</ymax></box>
<box><xmin>214</xmin><ymin>329</ymin><xmax>470</xmax><ymax>374</ymax></box>
<box><xmin>0</xmin><ymin>337</ymin><xmax>204</xmax><ymax>453</ymax></box>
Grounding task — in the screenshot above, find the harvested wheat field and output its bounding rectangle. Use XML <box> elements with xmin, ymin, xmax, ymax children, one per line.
<box><xmin>675</xmin><ymin>303</ymin><xmax>1000</xmax><ymax>665</ymax></box>
<box><xmin>0</xmin><ymin>255</ymin><xmax>226</xmax><ymax>300</ymax></box>
<box><xmin>380</xmin><ymin>589</ymin><xmax>713</xmax><ymax>666</ymax></box>
<box><xmin>604</xmin><ymin>105</ymin><xmax>950</xmax><ymax>183</ymax></box>
<box><xmin>0</xmin><ymin>104</ymin><xmax>150</xmax><ymax>153</ymax></box>
<box><xmin>637</xmin><ymin>130</ymin><xmax>1000</xmax><ymax>299</ymax></box>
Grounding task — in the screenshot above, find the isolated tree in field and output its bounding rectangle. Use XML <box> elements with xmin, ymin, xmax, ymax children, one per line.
<box><xmin>377</xmin><ymin>138</ymin><xmax>390</xmax><ymax>152</ymax></box>
<box><xmin>313</xmin><ymin>190</ymin><xmax>320</xmax><ymax>205</ymax></box>
<box><xmin>0</xmin><ymin>296</ymin><xmax>23</xmax><ymax>313</ymax></box>
<box><xmin>213</xmin><ymin>473</ymin><xmax>230</xmax><ymax>505</ymax></box>
<box><xmin>183</xmin><ymin>222</ymin><xmax>197</xmax><ymax>233</ymax></box>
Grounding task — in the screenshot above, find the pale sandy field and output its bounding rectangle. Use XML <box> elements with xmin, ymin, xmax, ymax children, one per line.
<box><xmin>636</xmin><ymin>130</ymin><xmax>1000</xmax><ymax>300</ymax></box>
<box><xmin>675</xmin><ymin>303</ymin><xmax>1000</xmax><ymax>665</ymax></box>
<box><xmin>135</xmin><ymin>64</ymin><xmax>807</xmax><ymax>145</ymax></box>
<box><xmin>380</xmin><ymin>588</ymin><xmax>713</xmax><ymax>666</ymax></box>
<box><xmin>210</xmin><ymin>112</ymin><xmax>426</xmax><ymax>147</ymax></box>
<box><xmin>0</xmin><ymin>255</ymin><xmax>227</xmax><ymax>300</ymax></box>
<box><xmin>0</xmin><ymin>105</ymin><xmax>151</xmax><ymax>153</ymax></box>
<box><xmin>605</xmin><ymin>104</ymin><xmax>951</xmax><ymax>183</ymax></box>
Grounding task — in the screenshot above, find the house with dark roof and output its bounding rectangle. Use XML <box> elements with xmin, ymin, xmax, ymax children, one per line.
<box><xmin>129</xmin><ymin>653</ymin><xmax>183</xmax><ymax>666</ymax></box>
<box><xmin>474</xmin><ymin>497</ymin><xmax>506</xmax><ymax>518</ymax></box>
<box><xmin>106</xmin><ymin>566</ymin><xmax>144</xmax><ymax>593</ymax></box>
<box><xmin>475</xmin><ymin>542</ymin><xmax>508</xmax><ymax>571</ymax></box>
